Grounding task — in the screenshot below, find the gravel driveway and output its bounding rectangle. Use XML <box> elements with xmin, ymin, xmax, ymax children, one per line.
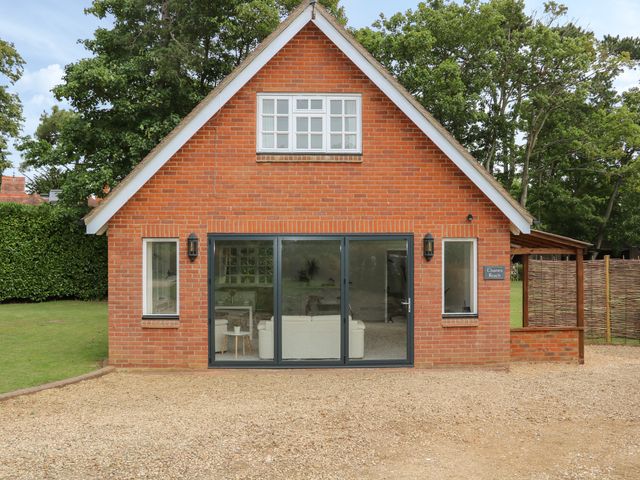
<box><xmin>1</xmin><ymin>346</ymin><xmax>639</xmax><ymax>479</ymax></box>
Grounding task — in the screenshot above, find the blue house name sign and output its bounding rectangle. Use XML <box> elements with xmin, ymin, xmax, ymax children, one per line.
<box><xmin>483</xmin><ymin>266</ymin><xmax>506</xmax><ymax>280</ymax></box>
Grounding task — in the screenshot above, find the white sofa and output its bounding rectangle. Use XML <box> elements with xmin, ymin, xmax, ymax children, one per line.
<box><xmin>214</xmin><ymin>319</ymin><xmax>229</xmax><ymax>353</ymax></box>
<box><xmin>257</xmin><ymin>315</ymin><xmax>365</xmax><ymax>360</ymax></box>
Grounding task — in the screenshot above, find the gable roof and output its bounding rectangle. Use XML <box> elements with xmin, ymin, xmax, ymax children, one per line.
<box><xmin>85</xmin><ymin>2</ymin><xmax>533</xmax><ymax>235</ymax></box>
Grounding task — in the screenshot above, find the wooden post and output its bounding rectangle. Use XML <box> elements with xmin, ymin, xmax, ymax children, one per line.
<box><xmin>522</xmin><ymin>254</ymin><xmax>529</xmax><ymax>328</ymax></box>
<box><xmin>576</xmin><ymin>249</ymin><xmax>585</xmax><ymax>364</ymax></box>
<box><xmin>604</xmin><ymin>254</ymin><xmax>611</xmax><ymax>344</ymax></box>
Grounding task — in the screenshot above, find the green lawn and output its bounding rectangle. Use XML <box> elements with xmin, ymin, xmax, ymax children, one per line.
<box><xmin>0</xmin><ymin>281</ymin><xmax>612</xmax><ymax>395</ymax></box>
<box><xmin>0</xmin><ymin>301</ymin><xmax>107</xmax><ymax>394</ymax></box>
<box><xmin>510</xmin><ymin>280</ymin><xmax>523</xmax><ymax>328</ymax></box>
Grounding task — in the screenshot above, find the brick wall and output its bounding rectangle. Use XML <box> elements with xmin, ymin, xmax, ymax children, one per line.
<box><xmin>510</xmin><ymin>327</ymin><xmax>580</xmax><ymax>363</ymax></box>
<box><xmin>0</xmin><ymin>176</ymin><xmax>44</xmax><ymax>205</ymax></box>
<box><xmin>107</xmin><ymin>24</ymin><xmax>512</xmax><ymax>368</ymax></box>
<box><xmin>1</xmin><ymin>176</ymin><xmax>25</xmax><ymax>194</ymax></box>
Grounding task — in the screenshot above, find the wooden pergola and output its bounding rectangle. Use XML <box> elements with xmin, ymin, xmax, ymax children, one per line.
<box><xmin>511</xmin><ymin>230</ymin><xmax>592</xmax><ymax>363</ymax></box>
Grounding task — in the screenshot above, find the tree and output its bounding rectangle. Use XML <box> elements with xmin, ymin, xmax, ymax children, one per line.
<box><xmin>16</xmin><ymin>106</ymin><xmax>80</xmax><ymax>194</ymax></box>
<box><xmin>354</xmin><ymin>0</ymin><xmax>496</xmax><ymax>151</ymax></box>
<box><xmin>19</xmin><ymin>0</ymin><xmax>640</xmax><ymax>251</ymax></box>
<box><xmin>0</xmin><ymin>39</ymin><xmax>24</xmax><ymax>176</ymax></box>
<box><xmin>515</xmin><ymin>4</ymin><xmax>631</xmax><ymax>207</ymax></box>
<box><xmin>606</xmin><ymin>89</ymin><xmax>640</xmax><ymax>253</ymax></box>
<box><xmin>40</xmin><ymin>0</ymin><xmax>344</xmax><ymax>205</ymax></box>
<box><xmin>354</xmin><ymin>1</ymin><xmax>630</xmax><ymax>205</ymax></box>
<box><xmin>355</xmin><ymin>0</ymin><xmax>639</xmax><ymax>249</ymax></box>
<box><xmin>528</xmin><ymin>87</ymin><xmax>640</xmax><ymax>255</ymax></box>
<box><xmin>603</xmin><ymin>35</ymin><xmax>640</xmax><ymax>60</ymax></box>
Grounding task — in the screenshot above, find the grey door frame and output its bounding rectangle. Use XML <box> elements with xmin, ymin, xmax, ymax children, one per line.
<box><xmin>208</xmin><ymin>233</ymin><xmax>414</xmax><ymax>368</ymax></box>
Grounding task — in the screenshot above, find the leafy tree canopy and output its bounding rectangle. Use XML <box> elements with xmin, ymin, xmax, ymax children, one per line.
<box><xmin>0</xmin><ymin>38</ymin><xmax>24</xmax><ymax>176</ymax></box>
<box><xmin>17</xmin><ymin>106</ymin><xmax>80</xmax><ymax>194</ymax></box>
<box><xmin>21</xmin><ymin>0</ymin><xmax>344</xmax><ymax>204</ymax></box>
<box><xmin>17</xmin><ymin>0</ymin><xmax>640</xmax><ymax>254</ymax></box>
<box><xmin>354</xmin><ymin>0</ymin><xmax>639</xmax><ymax>252</ymax></box>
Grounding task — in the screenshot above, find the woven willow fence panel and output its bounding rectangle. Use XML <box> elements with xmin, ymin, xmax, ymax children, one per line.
<box><xmin>609</xmin><ymin>260</ymin><xmax>640</xmax><ymax>340</ymax></box>
<box><xmin>528</xmin><ymin>259</ymin><xmax>640</xmax><ymax>341</ymax></box>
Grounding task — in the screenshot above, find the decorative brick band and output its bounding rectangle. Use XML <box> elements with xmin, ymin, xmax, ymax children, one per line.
<box><xmin>441</xmin><ymin>317</ymin><xmax>479</xmax><ymax>328</ymax></box>
<box><xmin>444</xmin><ymin>224</ymin><xmax>479</xmax><ymax>238</ymax></box>
<box><xmin>205</xmin><ymin>219</ymin><xmax>417</xmax><ymax>234</ymax></box>
<box><xmin>140</xmin><ymin>225</ymin><xmax>182</xmax><ymax>238</ymax></box>
<box><xmin>141</xmin><ymin>319</ymin><xmax>180</xmax><ymax>329</ymax></box>
<box><xmin>257</xmin><ymin>154</ymin><xmax>362</xmax><ymax>163</ymax></box>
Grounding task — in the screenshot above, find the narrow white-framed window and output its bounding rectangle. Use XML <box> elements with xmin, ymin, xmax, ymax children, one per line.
<box><xmin>442</xmin><ymin>238</ymin><xmax>477</xmax><ymax>315</ymax></box>
<box><xmin>257</xmin><ymin>94</ymin><xmax>361</xmax><ymax>153</ymax></box>
<box><xmin>294</xmin><ymin>96</ymin><xmax>325</xmax><ymax>151</ymax></box>
<box><xmin>143</xmin><ymin>238</ymin><xmax>179</xmax><ymax>316</ymax></box>
<box><xmin>328</xmin><ymin>97</ymin><xmax>360</xmax><ymax>151</ymax></box>
<box><xmin>259</xmin><ymin>97</ymin><xmax>290</xmax><ymax>150</ymax></box>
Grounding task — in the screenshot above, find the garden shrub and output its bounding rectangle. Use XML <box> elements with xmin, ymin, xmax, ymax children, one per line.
<box><xmin>0</xmin><ymin>203</ymin><xmax>107</xmax><ymax>302</ymax></box>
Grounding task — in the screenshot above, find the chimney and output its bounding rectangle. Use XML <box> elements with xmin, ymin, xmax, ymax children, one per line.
<box><xmin>1</xmin><ymin>176</ymin><xmax>26</xmax><ymax>194</ymax></box>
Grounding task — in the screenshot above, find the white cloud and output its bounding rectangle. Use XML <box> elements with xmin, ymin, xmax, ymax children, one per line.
<box><xmin>0</xmin><ymin>19</ymin><xmax>73</xmax><ymax>65</ymax></box>
<box><xmin>28</xmin><ymin>94</ymin><xmax>49</xmax><ymax>106</ymax></box>
<box><xmin>4</xmin><ymin>64</ymin><xmax>68</xmax><ymax>175</ymax></box>
<box><xmin>614</xmin><ymin>67</ymin><xmax>640</xmax><ymax>93</ymax></box>
<box><xmin>15</xmin><ymin>64</ymin><xmax>65</xmax><ymax>99</ymax></box>
<box><xmin>12</xmin><ymin>63</ymin><xmax>66</xmax><ymax>133</ymax></box>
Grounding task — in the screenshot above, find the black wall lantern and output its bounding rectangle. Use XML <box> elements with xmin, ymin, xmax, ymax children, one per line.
<box><xmin>423</xmin><ymin>233</ymin><xmax>434</xmax><ymax>261</ymax></box>
<box><xmin>187</xmin><ymin>233</ymin><xmax>199</xmax><ymax>262</ymax></box>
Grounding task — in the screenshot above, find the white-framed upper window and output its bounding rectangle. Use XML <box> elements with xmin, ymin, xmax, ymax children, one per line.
<box><xmin>257</xmin><ymin>94</ymin><xmax>362</xmax><ymax>153</ymax></box>
<box><xmin>143</xmin><ymin>238</ymin><xmax>179</xmax><ymax>316</ymax></box>
<box><xmin>442</xmin><ymin>238</ymin><xmax>477</xmax><ymax>315</ymax></box>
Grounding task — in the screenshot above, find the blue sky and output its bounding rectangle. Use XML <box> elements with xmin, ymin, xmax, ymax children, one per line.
<box><xmin>3</xmin><ymin>0</ymin><xmax>640</xmax><ymax>174</ymax></box>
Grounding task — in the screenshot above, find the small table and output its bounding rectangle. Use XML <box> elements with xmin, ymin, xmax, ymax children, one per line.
<box><xmin>224</xmin><ymin>331</ymin><xmax>252</xmax><ymax>359</ymax></box>
<box><xmin>215</xmin><ymin>305</ymin><xmax>253</xmax><ymax>337</ymax></box>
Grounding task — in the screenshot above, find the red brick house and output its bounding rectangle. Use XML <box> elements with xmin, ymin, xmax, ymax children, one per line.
<box><xmin>84</xmin><ymin>3</ymin><xmax>539</xmax><ymax>369</ymax></box>
<box><xmin>0</xmin><ymin>176</ymin><xmax>45</xmax><ymax>205</ymax></box>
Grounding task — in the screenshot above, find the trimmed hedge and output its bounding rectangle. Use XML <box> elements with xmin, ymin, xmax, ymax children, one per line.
<box><xmin>0</xmin><ymin>203</ymin><xmax>107</xmax><ymax>302</ymax></box>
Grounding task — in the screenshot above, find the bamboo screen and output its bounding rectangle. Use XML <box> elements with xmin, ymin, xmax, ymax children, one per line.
<box><xmin>527</xmin><ymin>259</ymin><xmax>640</xmax><ymax>342</ymax></box>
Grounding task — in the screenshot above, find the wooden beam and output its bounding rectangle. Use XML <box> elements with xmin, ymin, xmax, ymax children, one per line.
<box><xmin>510</xmin><ymin>231</ymin><xmax>593</xmax><ymax>251</ymax></box>
<box><xmin>604</xmin><ymin>255</ymin><xmax>611</xmax><ymax>344</ymax></box>
<box><xmin>522</xmin><ymin>254</ymin><xmax>529</xmax><ymax>328</ymax></box>
<box><xmin>511</xmin><ymin>238</ymin><xmax>564</xmax><ymax>249</ymax></box>
<box><xmin>529</xmin><ymin>230</ymin><xmax>592</xmax><ymax>249</ymax></box>
<box><xmin>511</xmin><ymin>247</ymin><xmax>576</xmax><ymax>255</ymax></box>
<box><xmin>576</xmin><ymin>249</ymin><xmax>585</xmax><ymax>364</ymax></box>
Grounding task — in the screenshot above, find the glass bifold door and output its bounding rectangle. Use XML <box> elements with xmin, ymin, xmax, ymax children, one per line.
<box><xmin>209</xmin><ymin>235</ymin><xmax>413</xmax><ymax>366</ymax></box>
